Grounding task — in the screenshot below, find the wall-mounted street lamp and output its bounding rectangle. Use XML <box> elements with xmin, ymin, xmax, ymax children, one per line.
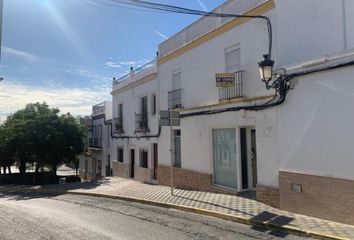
<box><xmin>258</xmin><ymin>54</ymin><xmax>274</xmax><ymax>86</ymax></box>
<box><xmin>258</xmin><ymin>54</ymin><xmax>290</xmax><ymax>96</ymax></box>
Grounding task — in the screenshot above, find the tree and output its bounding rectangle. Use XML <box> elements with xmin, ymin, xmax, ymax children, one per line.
<box><xmin>0</xmin><ymin>102</ymin><xmax>86</xmax><ymax>180</ymax></box>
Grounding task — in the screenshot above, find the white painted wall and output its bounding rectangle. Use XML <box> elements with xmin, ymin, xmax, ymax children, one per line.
<box><xmin>276</xmin><ymin>65</ymin><xmax>354</xmax><ymax>181</ymax></box>
<box><xmin>111</xmin><ymin>77</ymin><xmax>159</xmax><ymax>171</ymax></box>
<box><xmin>158</xmin><ymin>10</ymin><xmax>276</xmax><ymax>111</ymax></box>
<box><xmin>274</xmin><ymin>0</ymin><xmax>354</xmax><ymax>65</ymax></box>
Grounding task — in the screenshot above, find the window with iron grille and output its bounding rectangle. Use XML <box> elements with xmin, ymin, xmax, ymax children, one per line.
<box><xmin>218</xmin><ymin>45</ymin><xmax>243</xmax><ymax>101</ymax></box>
<box><xmin>135</xmin><ymin>96</ymin><xmax>148</xmax><ymax>131</ymax></box>
<box><xmin>168</xmin><ymin>71</ymin><xmax>182</xmax><ymax>109</ymax></box>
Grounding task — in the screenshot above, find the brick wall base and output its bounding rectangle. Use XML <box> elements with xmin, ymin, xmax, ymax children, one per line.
<box><xmin>279</xmin><ymin>171</ymin><xmax>354</xmax><ymax>225</ymax></box>
<box><xmin>256</xmin><ymin>184</ymin><xmax>280</xmax><ymax>208</ymax></box>
<box><xmin>157</xmin><ymin>165</ymin><xmax>239</xmax><ymax>195</ymax></box>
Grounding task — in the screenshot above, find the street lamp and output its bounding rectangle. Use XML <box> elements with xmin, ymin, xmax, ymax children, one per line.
<box><xmin>258</xmin><ymin>54</ymin><xmax>274</xmax><ymax>84</ymax></box>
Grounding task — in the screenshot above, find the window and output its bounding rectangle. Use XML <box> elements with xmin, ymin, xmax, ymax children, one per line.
<box><xmin>225</xmin><ymin>46</ymin><xmax>241</xmax><ymax>73</ymax></box>
<box><xmin>106</xmin><ymin>125</ymin><xmax>111</xmax><ymax>148</ymax></box>
<box><xmin>151</xmin><ymin>94</ymin><xmax>156</xmax><ymax>115</ymax></box>
<box><xmin>169</xmin><ymin>71</ymin><xmax>182</xmax><ymax>109</ymax></box>
<box><xmin>97</xmin><ymin>125</ymin><xmax>102</xmax><ymax>147</ymax></box>
<box><xmin>140</xmin><ymin>149</ymin><xmax>148</xmax><ymax>168</ymax></box>
<box><xmin>116</xmin><ymin>103</ymin><xmax>124</xmax><ymax>132</ymax></box>
<box><xmin>174</xmin><ymin>130</ymin><xmax>181</xmax><ymax>168</ymax></box>
<box><xmin>118</xmin><ymin>103</ymin><xmax>123</xmax><ymax>118</ymax></box>
<box><xmin>172</xmin><ymin>71</ymin><xmax>181</xmax><ymax>90</ymax></box>
<box><xmin>141</xmin><ymin>96</ymin><xmax>148</xmax><ymax>113</ymax></box>
<box><xmin>117</xmin><ymin>148</ymin><xmax>124</xmax><ymax>163</ymax></box>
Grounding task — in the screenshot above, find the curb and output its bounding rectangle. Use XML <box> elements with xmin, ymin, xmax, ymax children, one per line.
<box><xmin>0</xmin><ymin>187</ymin><xmax>349</xmax><ymax>240</ymax></box>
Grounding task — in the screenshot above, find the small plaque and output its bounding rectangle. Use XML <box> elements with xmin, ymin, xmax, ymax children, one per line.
<box><xmin>291</xmin><ymin>183</ymin><xmax>302</xmax><ymax>193</ymax></box>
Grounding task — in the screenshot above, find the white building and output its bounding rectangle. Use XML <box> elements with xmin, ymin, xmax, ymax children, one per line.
<box><xmin>110</xmin><ymin>60</ymin><xmax>160</xmax><ymax>183</ymax></box>
<box><xmin>81</xmin><ymin>0</ymin><xmax>354</xmax><ymax>225</ymax></box>
<box><xmin>80</xmin><ymin>101</ymin><xmax>112</xmax><ymax>180</ymax></box>
<box><xmin>155</xmin><ymin>0</ymin><xmax>354</xmax><ymax>225</ymax></box>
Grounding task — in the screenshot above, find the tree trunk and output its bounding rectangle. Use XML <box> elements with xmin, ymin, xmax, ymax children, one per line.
<box><xmin>7</xmin><ymin>166</ymin><xmax>11</xmax><ymax>174</ymax></box>
<box><xmin>52</xmin><ymin>165</ymin><xmax>57</xmax><ymax>176</ymax></box>
<box><xmin>2</xmin><ymin>166</ymin><xmax>6</xmax><ymax>175</ymax></box>
<box><xmin>33</xmin><ymin>164</ymin><xmax>40</xmax><ymax>185</ymax></box>
<box><xmin>19</xmin><ymin>159</ymin><xmax>26</xmax><ymax>177</ymax></box>
<box><xmin>75</xmin><ymin>163</ymin><xmax>79</xmax><ymax>176</ymax></box>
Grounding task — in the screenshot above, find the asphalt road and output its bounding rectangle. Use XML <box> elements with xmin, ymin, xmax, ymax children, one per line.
<box><xmin>0</xmin><ymin>192</ymin><xmax>313</xmax><ymax>240</ymax></box>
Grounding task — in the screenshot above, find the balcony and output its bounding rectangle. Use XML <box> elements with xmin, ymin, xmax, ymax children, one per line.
<box><xmin>218</xmin><ymin>71</ymin><xmax>243</xmax><ymax>101</ymax></box>
<box><xmin>92</xmin><ymin>102</ymin><xmax>105</xmax><ymax>117</ymax></box>
<box><xmin>112</xmin><ymin>60</ymin><xmax>157</xmax><ymax>93</ymax></box>
<box><xmin>168</xmin><ymin>88</ymin><xmax>183</xmax><ymax>110</ymax></box>
<box><xmin>89</xmin><ymin>138</ymin><xmax>102</xmax><ymax>149</ymax></box>
<box><xmin>114</xmin><ymin>117</ymin><xmax>124</xmax><ymax>133</ymax></box>
<box><xmin>135</xmin><ymin>113</ymin><xmax>149</xmax><ymax>132</ymax></box>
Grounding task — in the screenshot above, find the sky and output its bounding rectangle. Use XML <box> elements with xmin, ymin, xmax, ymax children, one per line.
<box><xmin>0</xmin><ymin>0</ymin><xmax>226</xmax><ymax>121</ymax></box>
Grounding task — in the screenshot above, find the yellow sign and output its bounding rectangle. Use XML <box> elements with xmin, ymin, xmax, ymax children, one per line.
<box><xmin>216</xmin><ymin>73</ymin><xmax>235</xmax><ymax>87</ymax></box>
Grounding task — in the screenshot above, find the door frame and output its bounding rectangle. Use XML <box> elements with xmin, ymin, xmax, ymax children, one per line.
<box><xmin>211</xmin><ymin>126</ymin><xmax>257</xmax><ymax>192</ymax></box>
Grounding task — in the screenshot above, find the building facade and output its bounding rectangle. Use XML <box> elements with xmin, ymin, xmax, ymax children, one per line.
<box><xmin>110</xmin><ymin>61</ymin><xmax>160</xmax><ymax>183</ymax></box>
<box><xmin>79</xmin><ymin>101</ymin><xmax>112</xmax><ymax>181</ymax></box>
<box><xmin>155</xmin><ymin>0</ymin><xmax>354</xmax><ymax>224</ymax></box>
<box><xmin>81</xmin><ymin>0</ymin><xmax>354</xmax><ymax>225</ymax></box>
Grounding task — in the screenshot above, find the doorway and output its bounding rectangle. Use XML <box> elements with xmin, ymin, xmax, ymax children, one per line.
<box><xmin>240</xmin><ymin>128</ymin><xmax>257</xmax><ymax>190</ymax></box>
<box><xmin>153</xmin><ymin>143</ymin><xmax>158</xmax><ymax>180</ymax></box>
<box><xmin>213</xmin><ymin>129</ymin><xmax>237</xmax><ymax>189</ymax></box>
<box><xmin>130</xmin><ymin>149</ymin><xmax>135</xmax><ymax>178</ymax></box>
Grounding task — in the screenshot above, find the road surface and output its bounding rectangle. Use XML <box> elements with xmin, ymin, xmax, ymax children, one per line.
<box><xmin>0</xmin><ymin>192</ymin><xmax>313</xmax><ymax>240</ymax></box>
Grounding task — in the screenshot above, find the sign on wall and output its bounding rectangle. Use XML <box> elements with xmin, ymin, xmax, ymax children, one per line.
<box><xmin>159</xmin><ymin>110</ymin><xmax>180</xmax><ymax>126</ymax></box>
<box><xmin>216</xmin><ymin>73</ymin><xmax>235</xmax><ymax>87</ymax></box>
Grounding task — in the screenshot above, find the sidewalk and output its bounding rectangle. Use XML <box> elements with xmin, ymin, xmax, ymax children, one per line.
<box><xmin>2</xmin><ymin>177</ymin><xmax>354</xmax><ymax>240</ymax></box>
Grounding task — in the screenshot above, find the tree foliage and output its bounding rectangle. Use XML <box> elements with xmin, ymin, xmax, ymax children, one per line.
<box><xmin>0</xmin><ymin>102</ymin><xmax>86</xmax><ymax>177</ymax></box>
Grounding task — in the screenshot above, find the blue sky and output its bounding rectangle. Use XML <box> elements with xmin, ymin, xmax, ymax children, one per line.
<box><xmin>0</xmin><ymin>0</ymin><xmax>225</xmax><ymax>121</ymax></box>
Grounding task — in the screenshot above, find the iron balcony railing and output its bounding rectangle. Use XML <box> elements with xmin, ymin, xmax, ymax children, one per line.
<box><xmin>218</xmin><ymin>71</ymin><xmax>243</xmax><ymax>101</ymax></box>
<box><xmin>168</xmin><ymin>88</ymin><xmax>183</xmax><ymax>110</ymax></box>
<box><xmin>135</xmin><ymin>113</ymin><xmax>149</xmax><ymax>132</ymax></box>
<box><xmin>89</xmin><ymin>138</ymin><xmax>102</xmax><ymax>149</ymax></box>
<box><xmin>114</xmin><ymin>117</ymin><xmax>124</xmax><ymax>133</ymax></box>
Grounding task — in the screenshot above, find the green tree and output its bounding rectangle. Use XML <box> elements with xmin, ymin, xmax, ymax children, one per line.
<box><xmin>0</xmin><ymin>102</ymin><xmax>86</xmax><ymax>180</ymax></box>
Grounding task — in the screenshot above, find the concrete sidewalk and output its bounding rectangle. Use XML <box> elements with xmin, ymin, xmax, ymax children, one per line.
<box><xmin>1</xmin><ymin>177</ymin><xmax>354</xmax><ymax>240</ymax></box>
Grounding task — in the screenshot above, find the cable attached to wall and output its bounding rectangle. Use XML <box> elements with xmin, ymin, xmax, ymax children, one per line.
<box><xmin>180</xmin><ymin>59</ymin><xmax>354</xmax><ymax>118</ymax></box>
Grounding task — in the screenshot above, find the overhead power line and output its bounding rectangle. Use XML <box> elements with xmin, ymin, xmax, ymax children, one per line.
<box><xmin>93</xmin><ymin>0</ymin><xmax>273</xmax><ymax>57</ymax></box>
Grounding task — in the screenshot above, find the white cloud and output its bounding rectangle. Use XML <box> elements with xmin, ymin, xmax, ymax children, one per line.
<box><xmin>196</xmin><ymin>0</ymin><xmax>208</xmax><ymax>12</ymax></box>
<box><xmin>105</xmin><ymin>61</ymin><xmax>122</xmax><ymax>68</ymax></box>
<box><xmin>0</xmin><ymin>81</ymin><xmax>111</xmax><ymax>122</ymax></box>
<box><xmin>104</xmin><ymin>59</ymin><xmax>150</xmax><ymax>70</ymax></box>
<box><xmin>2</xmin><ymin>46</ymin><xmax>38</xmax><ymax>62</ymax></box>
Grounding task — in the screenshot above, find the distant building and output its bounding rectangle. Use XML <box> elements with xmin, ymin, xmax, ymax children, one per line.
<box><xmin>79</xmin><ymin>101</ymin><xmax>112</xmax><ymax>180</ymax></box>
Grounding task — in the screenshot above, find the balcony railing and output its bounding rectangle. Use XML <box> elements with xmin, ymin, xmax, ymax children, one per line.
<box><xmin>112</xmin><ymin>60</ymin><xmax>157</xmax><ymax>92</ymax></box>
<box><xmin>168</xmin><ymin>88</ymin><xmax>183</xmax><ymax>110</ymax></box>
<box><xmin>135</xmin><ymin>113</ymin><xmax>149</xmax><ymax>132</ymax></box>
<box><xmin>92</xmin><ymin>102</ymin><xmax>105</xmax><ymax>117</ymax></box>
<box><xmin>218</xmin><ymin>71</ymin><xmax>243</xmax><ymax>101</ymax></box>
<box><xmin>114</xmin><ymin>117</ymin><xmax>124</xmax><ymax>133</ymax></box>
<box><xmin>89</xmin><ymin>138</ymin><xmax>102</xmax><ymax>149</ymax></box>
